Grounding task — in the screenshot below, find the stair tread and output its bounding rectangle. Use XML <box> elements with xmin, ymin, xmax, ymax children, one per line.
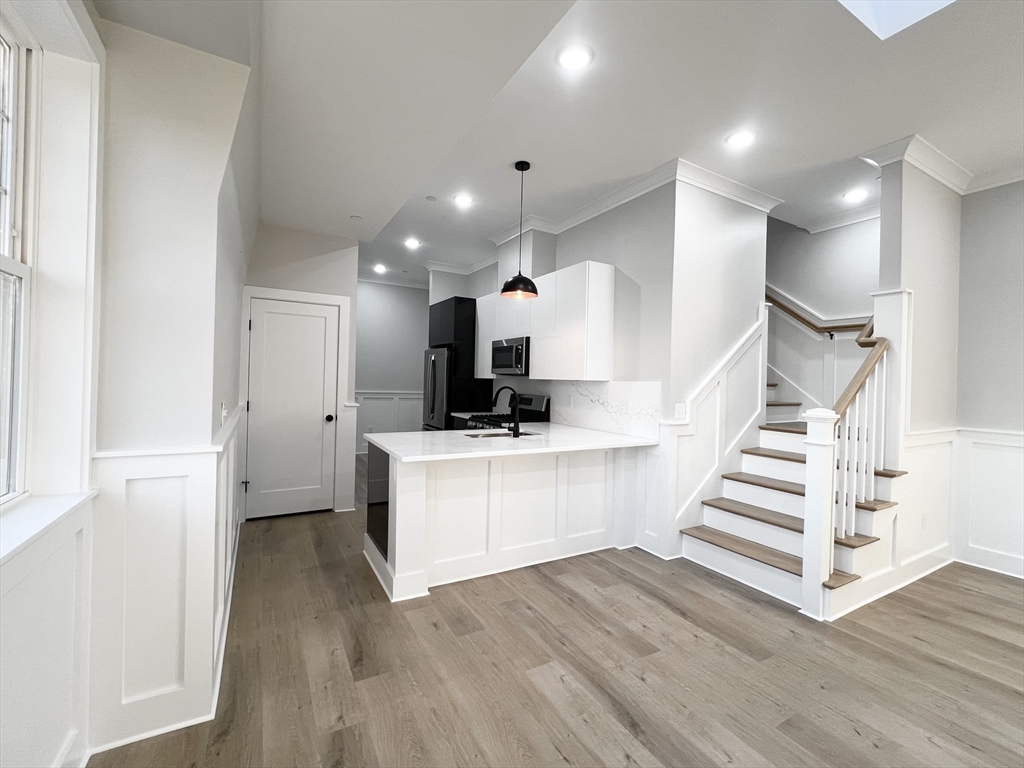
<box><xmin>701</xmin><ymin>497</ymin><xmax>880</xmax><ymax>548</ymax></box>
<box><xmin>759</xmin><ymin>421</ymin><xmax>807</xmax><ymax>434</ymax></box>
<box><xmin>723</xmin><ymin>471</ymin><xmax>805</xmax><ymax>496</ymax></box>
<box><xmin>741</xmin><ymin>446</ymin><xmax>909</xmax><ymax>478</ymax></box>
<box><xmin>702</xmin><ymin>497</ymin><xmax>803</xmax><ymax>532</ymax></box>
<box><xmin>682</xmin><ymin>526</ymin><xmax>858</xmax><ymax>589</ymax></box>
<box><xmin>766</xmin><ymin>401</ymin><xmax>802</xmax><ymax>407</ymax></box>
<box><xmin>824</xmin><ymin>571</ymin><xmax>861</xmax><ymax>589</ymax></box>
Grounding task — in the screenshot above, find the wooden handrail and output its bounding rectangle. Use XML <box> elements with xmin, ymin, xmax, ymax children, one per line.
<box><xmin>766</xmin><ymin>290</ymin><xmax>870</xmax><ymax>336</ymax></box>
<box><xmin>855</xmin><ymin>318</ymin><xmax>876</xmax><ymax>348</ymax></box>
<box><xmin>832</xmin><ymin>337</ymin><xmax>889</xmax><ymax>416</ymax></box>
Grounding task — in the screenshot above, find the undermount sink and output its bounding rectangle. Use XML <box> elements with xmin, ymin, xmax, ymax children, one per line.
<box><xmin>464</xmin><ymin>431</ymin><xmax>539</xmax><ymax>438</ymax></box>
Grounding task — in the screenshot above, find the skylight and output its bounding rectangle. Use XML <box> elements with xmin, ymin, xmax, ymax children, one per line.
<box><xmin>838</xmin><ymin>0</ymin><xmax>957</xmax><ymax>40</ymax></box>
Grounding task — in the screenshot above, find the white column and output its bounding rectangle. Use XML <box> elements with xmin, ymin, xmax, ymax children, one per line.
<box><xmin>389</xmin><ymin>460</ymin><xmax>430</xmax><ymax>600</ymax></box>
<box><xmin>801</xmin><ymin>408</ymin><xmax>839</xmax><ymax>620</ymax></box>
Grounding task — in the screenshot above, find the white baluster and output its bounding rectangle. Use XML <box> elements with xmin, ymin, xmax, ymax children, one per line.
<box><xmin>867</xmin><ymin>368</ymin><xmax>878</xmax><ymax>501</ymax></box>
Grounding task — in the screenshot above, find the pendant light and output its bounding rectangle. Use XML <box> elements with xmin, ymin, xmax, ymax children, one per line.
<box><xmin>500</xmin><ymin>160</ymin><xmax>538</xmax><ymax>300</ymax></box>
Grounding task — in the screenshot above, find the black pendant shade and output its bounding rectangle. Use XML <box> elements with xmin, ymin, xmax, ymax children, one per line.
<box><xmin>502</xmin><ymin>160</ymin><xmax>538</xmax><ymax>300</ymax></box>
<box><xmin>500</xmin><ymin>271</ymin><xmax>538</xmax><ymax>299</ymax></box>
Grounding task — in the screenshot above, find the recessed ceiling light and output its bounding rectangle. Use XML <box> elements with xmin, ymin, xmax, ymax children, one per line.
<box><xmin>373</xmin><ymin>264</ymin><xmax>387</xmax><ymax>274</ymax></box>
<box><xmin>349</xmin><ymin>215</ymin><xmax>362</xmax><ymax>221</ymax></box>
<box><xmin>843</xmin><ymin>188</ymin><xmax>869</xmax><ymax>204</ymax></box>
<box><xmin>726</xmin><ymin>130</ymin><xmax>757</xmax><ymax>149</ymax></box>
<box><xmin>404</xmin><ymin>237</ymin><xmax>421</xmax><ymax>250</ymax></box>
<box><xmin>454</xmin><ymin>193</ymin><xmax>474</xmax><ymax>209</ymax></box>
<box><xmin>425</xmin><ymin>196</ymin><xmax>437</xmax><ymax>202</ymax></box>
<box><xmin>558</xmin><ymin>45</ymin><xmax>593</xmax><ymax>70</ymax></box>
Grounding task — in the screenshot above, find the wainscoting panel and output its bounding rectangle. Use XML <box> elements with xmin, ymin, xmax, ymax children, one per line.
<box><xmin>89</xmin><ymin>406</ymin><xmax>244</xmax><ymax>753</ymax></box>
<box><xmin>355</xmin><ymin>391</ymin><xmax>423</xmax><ymax>453</ymax></box>
<box><xmin>0</xmin><ymin>500</ymin><xmax>92</xmax><ymax>768</ymax></box>
<box><xmin>957</xmin><ymin>430</ymin><xmax>1024</xmax><ymax>577</ymax></box>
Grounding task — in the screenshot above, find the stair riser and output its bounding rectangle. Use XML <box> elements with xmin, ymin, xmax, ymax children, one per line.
<box><xmin>765</xmin><ymin>405</ymin><xmax>802</xmax><ymax>422</ymax></box>
<box><xmin>724</xmin><ymin>480</ymin><xmax>804</xmax><ymax>517</ymax></box>
<box><xmin>767</xmin><ymin>389</ymin><xmax>776</xmax><ymax>403</ymax></box>
<box><xmin>759</xmin><ymin>429</ymin><xmax>807</xmax><ymax>453</ymax></box>
<box><xmin>703</xmin><ymin>506</ymin><xmax>803</xmax><ymax>556</ymax></box>
<box><xmin>704</xmin><ymin>506</ymin><xmax>881</xmax><ymax>572</ymax></box>
<box><xmin>741</xmin><ymin>454</ymin><xmax>806</xmax><ymax>484</ymax></box>
<box><xmin>834</xmin><ymin>537</ymin><xmax>888</xmax><ymax>575</ymax></box>
<box><xmin>682</xmin><ymin>536</ymin><xmax>802</xmax><ymax>607</ymax></box>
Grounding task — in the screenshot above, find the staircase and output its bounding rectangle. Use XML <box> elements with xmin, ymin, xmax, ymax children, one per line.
<box><xmin>682</xmin><ymin>376</ymin><xmax>906</xmax><ymax>613</ymax></box>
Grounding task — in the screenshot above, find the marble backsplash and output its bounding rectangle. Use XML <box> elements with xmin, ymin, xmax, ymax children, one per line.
<box><xmin>495</xmin><ymin>378</ymin><xmax>662</xmax><ymax>438</ymax></box>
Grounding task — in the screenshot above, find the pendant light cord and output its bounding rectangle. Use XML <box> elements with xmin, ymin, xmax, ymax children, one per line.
<box><xmin>518</xmin><ymin>168</ymin><xmax>525</xmax><ymax>275</ymax></box>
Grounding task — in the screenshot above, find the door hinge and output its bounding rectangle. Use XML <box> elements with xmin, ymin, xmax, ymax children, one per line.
<box><xmin>241</xmin><ymin>480</ymin><xmax>249</xmax><ymax>493</ymax></box>
<box><xmin>246</xmin><ymin>400</ymin><xmax>250</xmax><ymax>411</ymax></box>
<box><xmin>248</xmin><ymin>319</ymin><xmax>252</xmax><ymax>331</ymax></box>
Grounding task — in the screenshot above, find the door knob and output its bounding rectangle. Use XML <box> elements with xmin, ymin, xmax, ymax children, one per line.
<box><xmin>325</xmin><ymin>414</ymin><xmax>335</xmax><ymax>422</ymax></box>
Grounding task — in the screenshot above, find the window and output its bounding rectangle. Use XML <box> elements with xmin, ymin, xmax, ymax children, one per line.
<box><xmin>0</xmin><ymin>24</ymin><xmax>28</xmax><ymax>503</ymax></box>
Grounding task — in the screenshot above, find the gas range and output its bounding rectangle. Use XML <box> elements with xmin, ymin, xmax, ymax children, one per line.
<box><xmin>465</xmin><ymin>393</ymin><xmax>550</xmax><ymax>430</ymax></box>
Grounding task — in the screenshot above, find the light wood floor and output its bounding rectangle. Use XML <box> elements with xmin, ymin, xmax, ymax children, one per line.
<box><xmin>90</xmin><ymin>469</ymin><xmax>1024</xmax><ymax>767</ymax></box>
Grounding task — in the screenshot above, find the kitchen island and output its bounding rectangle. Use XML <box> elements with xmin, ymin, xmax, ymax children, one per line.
<box><xmin>363</xmin><ymin>423</ymin><xmax>658</xmax><ymax>601</ymax></box>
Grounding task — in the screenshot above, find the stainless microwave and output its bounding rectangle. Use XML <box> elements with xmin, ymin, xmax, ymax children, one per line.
<box><xmin>492</xmin><ymin>337</ymin><xmax>529</xmax><ymax>376</ymax></box>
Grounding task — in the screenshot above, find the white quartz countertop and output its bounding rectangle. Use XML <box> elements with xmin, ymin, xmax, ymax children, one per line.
<box><xmin>365</xmin><ymin>423</ymin><xmax>657</xmax><ymax>463</ymax></box>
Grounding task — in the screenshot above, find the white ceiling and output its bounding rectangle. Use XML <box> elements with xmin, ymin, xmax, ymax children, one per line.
<box><xmin>93</xmin><ymin>0</ymin><xmax>253</xmax><ymax>64</ymax></box>
<box><xmin>361</xmin><ymin>0</ymin><xmax>1023</xmax><ymax>284</ymax></box>
<box><xmin>258</xmin><ymin>0</ymin><xmax>573</xmax><ymax>245</ymax></box>
<box><xmin>94</xmin><ymin>0</ymin><xmax>1023</xmax><ymax>289</ymax></box>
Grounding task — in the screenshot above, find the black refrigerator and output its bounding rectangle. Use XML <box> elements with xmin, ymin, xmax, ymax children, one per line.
<box><xmin>422</xmin><ymin>296</ymin><xmax>492</xmax><ymax>430</ymax></box>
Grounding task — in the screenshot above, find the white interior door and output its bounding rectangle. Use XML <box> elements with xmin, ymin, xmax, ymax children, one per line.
<box><xmin>246</xmin><ymin>298</ymin><xmax>339</xmax><ymax>518</ymax></box>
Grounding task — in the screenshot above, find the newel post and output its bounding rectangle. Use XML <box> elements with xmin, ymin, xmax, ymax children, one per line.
<box><xmin>801</xmin><ymin>408</ymin><xmax>840</xmax><ymax>620</ymax></box>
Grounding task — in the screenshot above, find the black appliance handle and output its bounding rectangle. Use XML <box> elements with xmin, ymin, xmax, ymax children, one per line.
<box><xmin>427</xmin><ymin>356</ymin><xmax>436</xmax><ymax>420</ymax></box>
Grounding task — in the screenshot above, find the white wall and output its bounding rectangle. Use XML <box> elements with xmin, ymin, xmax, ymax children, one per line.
<box><xmin>466</xmin><ymin>261</ymin><xmax>498</xmax><ymax>297</ymax></box>
<box><xmin>955</xmin><ymin>181</ymin><xmax>1024</xmax><ymax>578</ymax></box>
<box><xmin>670</xmin><ymin>180</ymin><xmax>767</xmax><ymax>410</ymax></box>
<box><xmin>427</xmin><ymin>269</ymin><xmax>467</xmax><ymax>305</ymax></box>
<box><xmin>211</xmin><ymin>1</ymin><xmax>261</xmax><ymax>435</ymax></box>
<box><xmin>957</xmin><ymin>181</ymin><xmax>1023</xmax><ymax>432</ymax></box>
<box><xmin>96</xmin><ymin>21</ymin><xmax>247</xmax><ymax>450</ymax></box>
<box><xmin>555</xmin><ymin>183</ymin><xmax>676</xmax><ymax>398</ymax></box>
<box><xmin>766</xmin><ymin>217</ymin><xmax>879</xmax><ymax>319</ymax></box>
<box><xmin>896</xmin><ymin>163</ymin><xmax>962</xmax><ymax>432</ymax></box>
<box><xmin>356</xmin><ymin>280</ymin><xmax>427</xmax><ymax>391</ymax></box>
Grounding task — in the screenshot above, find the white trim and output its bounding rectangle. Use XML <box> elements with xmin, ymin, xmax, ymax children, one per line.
<box><xmin>422</xmin><ymin>252</ymin><xmax>500</xmax><ymax>276</ymax></box>
<box><xmin>490</xmin><ymin>158</ymin><xmax>783</xmax><ymax>246</ymax></box>
<box><xmin>964</xmin><ymin>167</ymin><xmax>1024</xmax><ymax>195</ymax></box>
<box><xmin>93</xmin><ymin>444</ymin><xmax>227</xmax><ymax>459</ymax></box>
<box><xmin>0</xmin><ymin>488</ymin><xmax>95</xmax><ymax>564</ymax></box>
<box><xmin>804</xmin><ymin>204</ymin><xmax>880</xmax><ymax>235</ymax></box>
<box><xmin>826</xmin><ymin>557</ymin><xmax>955</xmax><ymax>621</ymax></box>
<box><xmin>1</xmin><ymin>254</ymin><xmax>31</xmax><ymax>502</ymax></box>
<box><xmin>953</xmin><ymin>558</ymin><xmax>1024</xmax><ymax>580</ymax></box>
<box><xmin>862</xmin><ymin>135</ymin><xmax>973</xmax><ymax>194</ymax></box>
<box><xmin>357</xmin><ymin>273</ymin><xmax>427</xmax><ymax>289</ymax></box>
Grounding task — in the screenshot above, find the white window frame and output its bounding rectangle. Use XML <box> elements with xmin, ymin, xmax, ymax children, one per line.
<box><xmin>1</xmin><ymin>253</ymin><xmax>29</xmax><ymax>505</ymax></box>
<box><xmin>0</xmin><ymin>17</ymin><xmax>34</xmax><ymax>506</ymax></box>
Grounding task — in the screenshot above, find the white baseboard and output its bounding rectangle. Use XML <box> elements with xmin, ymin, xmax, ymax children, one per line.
<box><xmin>953</xmin><ymin>557</ymin><xmax>1024</xmax><ymax>580</ymax></box>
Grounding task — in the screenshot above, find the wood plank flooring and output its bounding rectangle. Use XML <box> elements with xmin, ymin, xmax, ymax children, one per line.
<box><xmin>89</xmin><ymin>463</ymin><xmax>1024</xmax><ymax>767</ymax></box>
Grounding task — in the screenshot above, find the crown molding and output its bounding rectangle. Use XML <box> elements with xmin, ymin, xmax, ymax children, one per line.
<box><xmin>964</xmin><ymin>165</ymin><xmax>1024</xmax><ymax>195</ymax></box>
<box><xmin>489</xmin><ymin>215</ymin><xmax>559</xmax><ymax>247</ymax></box>
<box><xmin>674</xmin><ymin>159</ymin><xmax>784</xmax><ymax>213</ymax></box>
<box><xmin>468</xmin><ymin>253</ymin><xmax>498</xmax><ymax>272</ymax></box>
<box><xmin>863</xmin><ymin>135</ymin><xmax>973</xmax><ymax>194</ymax></box>
<box><xmin>804</xmin><ymin>204</ymin><xmax>880</xmax><ymax>234</ymax></box>
<box><xmin>423</xmin><ymin>260</ymin><xmax>472</xmax><ymax>275</ymax></box>
<box><xmin>489</xmin><ymin>158</ymin><xmax>783</xmax><ymax>246</ymax></box>
<box><xmin>358</xmin><ymin>274</ymin><xmax>428</xmax><ymax>289</ymax></box>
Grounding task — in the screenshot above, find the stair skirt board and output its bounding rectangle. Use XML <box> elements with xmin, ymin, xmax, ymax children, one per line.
<box><xmin>701</xmin><ymin>506</ymin><xmax>881</xmax><ymax>574</ymax></box>
<box><xmin>723</xmin><ymin>479</ymin><xmax>805</xmax><ymax>517</ymax></box>
<box><xmin>758</xmin><ymin>430</ymin><xmax>808</xmax><ymax>453</ymax></box>
<box><xmin>682</xmin><ymin>535</ymin><xmax>802</xmax><ymax>607</ymax></box>
<box><xmin>741</xmin><ymin>453</ymin><xmax>807</xmax><ymax>484</ymax></box>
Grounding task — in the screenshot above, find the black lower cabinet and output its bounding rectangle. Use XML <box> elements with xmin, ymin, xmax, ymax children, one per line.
<box><xmin>366</xmin><ymin>444</ymin><xmax>389</xmax><ymax>559</ymax></box>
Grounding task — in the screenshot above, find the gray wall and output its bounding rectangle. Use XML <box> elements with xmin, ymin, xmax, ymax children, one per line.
<box><xmin>957</xmin><ymin>181</ymin><xmax>1024</xmax><ymax>432</ymax></box>
<box><xmin>467</xmin><ymin>261</ymin><xmax>499</xmax><ymax>297</ymax></box>
<box><xmin>428</xmin><ymin>270</ymin><xmax>467</xmax><ymax>305</ymax></box>
<box><xmin>766</xmin><ymin>216</ymin><xmax>879</xmax><ymax>318</ymax></box>
<box><xmin>355</xmin><ymin>281</ymin><xmax>429</xmax><ymax>392</ymax></box>
<box><xmin>556</xmin><ymin>183</ymin><xmax>677</xmax><ymax>390</ymax></box>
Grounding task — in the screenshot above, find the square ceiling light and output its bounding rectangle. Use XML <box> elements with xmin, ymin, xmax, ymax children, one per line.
<box><xmin>838</xmin><ymin>0</ymin><xmax>957</xmax><ymax>40</ymax></box>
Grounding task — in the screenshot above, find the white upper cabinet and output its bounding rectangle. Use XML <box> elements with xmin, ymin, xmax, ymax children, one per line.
<box><xmin>475</xmin><ymin>260</ymin><xmax>639</xmax><ymax>382</ymax></box>
<box><xmin>475</xmin><ymin>291</ymin><xmax>497</xmax><ymax>379</ymax></box>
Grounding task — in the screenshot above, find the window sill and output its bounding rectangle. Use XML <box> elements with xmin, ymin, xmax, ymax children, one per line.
<box><xmin>0</xmin><ymin>490</ymin><xmax>97</xmax><ymax>566</ymax></box>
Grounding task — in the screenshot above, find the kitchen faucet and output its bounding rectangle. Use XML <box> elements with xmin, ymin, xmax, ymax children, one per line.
<box><xmin>492</xmin><ymin>386</ymin><xmax>521</xmax><ymax>438</ymax></box>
